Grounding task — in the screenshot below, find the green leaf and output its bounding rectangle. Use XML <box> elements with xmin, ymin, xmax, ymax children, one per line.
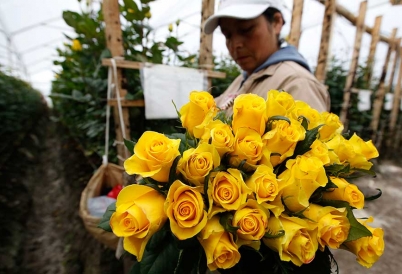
<box><xmin>140</xmin><ymin>226</ymin><xmax>180</xmax><ymax>274</ymax></box>
<box><xmin>165</xmin><ymin>36</ymin><xmax>183</xmax><ymax>52</ymax></box>
<box><xmin>171</xmin><ymin>100</ymin><xmax>181</xmax><ymax>119</ymax></box>
<box><xmin>97</xmin><ymin>202</ymin><xmax>116</xmax><ymax>232</ymax></box>
<box><xmin>293</xmin><ymin>124</ymin><xmax>324</xmax><ymax>157</ymax></box>
<box><xmin>166</xmin><ymin>132</ymin><xmax>196</xmax><ymax>154</ymax></box>
<box><xmin>123</xmin><ymin>0</ymin><xmax>139</xmax><ymax>13</ymax></box>
<box><xmin>325</xmin><ymin>164</ymin><xmax>351</xmax><ymax>177</ymax></box>
<box><xmin>298</xmin><ymin>115</ymin><xmax>309</xmax><ymax>131</ymax></box>
<box><xmin>129</xmin><ymin>262</ymin><xmax>141</xmax><ymax>274</ymax></box>
<box><xmin>319</xmin><ymin>199</ymin><xmax>372</xmax><ymax>242</ymax></box>
<box><xmin>174</xmin><ymin>241</ymin><xmax>204</xmax><ymax>274</ymax></box>
<box><xmin>347</xmin><ymin>167</ymin><xmax>377</xmax><ymax>178</ymax></box>
<box><xmin>169</xmin><ymin>155</ymin><xmax>181</xmax><ymax>185</ymax></box>
<box><xmin>219</xmin><ymin>212</ymin><xmax>239</xmax><ymax>236</ymax></box>
<box><xmin>266</xmin><ymin>115</ymin><xmax>290</xmax><ymax>132</ymax></box>
<box><xmin>124</xmin><ymin>138</ymin><xmax>136</xmax><ymax>153</ymax></box>
<box><xmin>364</xmin><ymin>188</ymin><xmax>382</xmax><ymax>201</ymax></box>
<box><xmin>264</xmin><ymin>229</ymin><xmax>285</xmax><ymax>239</ymax></box>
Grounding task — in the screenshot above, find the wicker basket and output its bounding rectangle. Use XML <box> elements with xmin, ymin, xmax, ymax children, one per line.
<box><xmin>79</xmin><ymin>163</ymin><xmax>124</xmax><ymax>250</ymax></box>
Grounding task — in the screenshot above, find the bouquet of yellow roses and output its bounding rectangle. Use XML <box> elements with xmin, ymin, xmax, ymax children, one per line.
<box><xmin>98</xmin><ymin>90</ymin><xmax>384</xmax><ymax>273</ymax></box>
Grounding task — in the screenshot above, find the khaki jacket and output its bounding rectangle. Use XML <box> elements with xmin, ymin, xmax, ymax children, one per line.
<box><xmin>215</xmin><ymin>61</ymin><xmax>331</xmax><ymax>115</ymax></box>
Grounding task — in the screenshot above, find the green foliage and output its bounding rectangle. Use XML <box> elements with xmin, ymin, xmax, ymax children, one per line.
<box><xmin>52</xmin><ymin>1</ymin><xmax>190</xmax><ymax>162</ymax></box>
<box><xmin>52</xmin><ymin>0</ymin><xmax>241</xmax><ymax>163</ymax></box>
<box><xmin>211</xmin><ymin>56</ymin><xmax>241</xmax><ymax>98</ymax></box>
<box><xmin>97</xmin><ymin>202</ymin><xmax>116</xmax><ymax>232</ymax></box>
<box><xmin>0</xmin><ymin>70</ymin><xmax>46</xmax><ymax>166</ymax></box>
<box><xmin>324</xmin><ymin>57</ymin><xmax>379</xmax><ymax>141</ymax></box>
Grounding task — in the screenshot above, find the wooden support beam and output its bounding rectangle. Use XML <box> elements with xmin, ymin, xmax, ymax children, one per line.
<box><xmin>102</xmin><ymin>58</ymin><xmax>226</xmax><ymax>79</ymax></box>
<box><xmin>199</xmin><ymin>0</ymin><xmax>215</xmax><ymax>89</ymax></box>
<box><xmin>315</xmin><ymin>0</ymin><xmax>391</xmax><ymax>44</ymax></box>
<box><xmin>103</xmin><ymin>0</ymin><xmax>131</xmax><ymax>164</ymax></box>
<box><xmin>288</xmin><ymin>0</ymin><xmax>304</xmax><ymax>49</ymax></box>
<box><xmin>387</xmin><ymin>38</ymin><xmax>401</xmax><ymax>93</ymax></box>
<box><xmin>388</xmin><ymin>46</ymin><xmax>402</xmax><ymax>146</ymax></box>
<box><xmin>365</xmin><ymin>16</ymin><xmax>383</xmax><ymax>85</ymax></box>
<box><xmin>370</xmin><ymin>29</ymin><xmax>398</xmax><ymax>142</ymax></box>
<box><xmin>339</xmin><ymin>1</ymin><xmax>367</xmax><ymax>127</ymax></box>
<box><xmin>315</xmin><ymin>0</ymin><xmax>336</xmax><ymax>83</ymax></box>
<box><xmin>108</xmin><ymin>99</ymin><xmax>145</xmax><ymax>107</ymax></box>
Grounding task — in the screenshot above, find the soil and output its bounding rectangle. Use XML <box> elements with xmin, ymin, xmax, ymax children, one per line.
<box><xmin>0</xmin><ymin>112</ymin><xmax>400</xmax><ymax>274</ymax></box>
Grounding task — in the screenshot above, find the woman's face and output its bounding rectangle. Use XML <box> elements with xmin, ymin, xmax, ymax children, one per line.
<box><xmin>220</xmin><ymin>15</ymin><xmax>281</xmax><ymax>75</ymax></box>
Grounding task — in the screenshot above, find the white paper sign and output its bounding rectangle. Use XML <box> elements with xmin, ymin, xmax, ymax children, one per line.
<box><xmin>141</xmin><ymin>64</ymin><xmax>207</xmax><ymax>119</ymax></box>
<box><xmin>384</xmin><ymin>93</ymin><xmax>394</xmax><ymax>111</ymax></box>
<box><xmin>357</xmin><ymin>89</ymin><xmax>371</xmax><ymax>111</ymax></box>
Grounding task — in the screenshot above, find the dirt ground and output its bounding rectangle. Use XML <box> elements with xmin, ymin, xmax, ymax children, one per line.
<box><xmin>1</xmin><ymin>115</ymin><xmax>400</xmax><ymax>274</ymax></box>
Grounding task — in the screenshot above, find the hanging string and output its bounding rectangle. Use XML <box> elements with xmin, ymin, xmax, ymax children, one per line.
<box><xmin>103</xmin><ymin>57</ymin><xmax>129</xmax><ymax>165</ymax></box>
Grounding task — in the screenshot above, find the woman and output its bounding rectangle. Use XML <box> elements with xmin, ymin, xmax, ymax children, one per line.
<box><xmin>204</xmin><ymin>0</ymin><xmax>330</xmax><ymax>114</ymax></box>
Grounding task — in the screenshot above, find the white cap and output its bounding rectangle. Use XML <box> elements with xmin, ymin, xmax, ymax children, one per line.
<box><xmin>204</xmin><ymin>0</ymin><xmax>283</xmax><ymax>34</ymax></box>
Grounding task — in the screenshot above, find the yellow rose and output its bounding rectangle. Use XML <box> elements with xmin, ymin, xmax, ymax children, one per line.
<box><xmin>208</xmin><ymin>168</ymin><xmax>252</xmax><ymax>215</ymax></box>
<box><xmin>110</xmin><ymin>185</ymin><xmax>167</xmax><ymax>261</ymax></box>
<box><xmin>304</xmin><ymin>139</ymin><xmax>330</xmax><ymax>165</ymax></box>
<box><xmin>198</xmin><ymin>215</ymin><xmax>241</xmax><ymax>271</ymax></box>
<box><xmin>266</xmin><ymin>90</ymin><xmax>296</xmax><ymax>118</ymax></box>
<box><xmin>179</xmin><ymin>91</ymin><xmax>216</xmax><ymax>136</ymax></box>
<box><xmin>193</xmin><ymin>107</ymin><xmax>218</xmax><ymax>139</ymax></box>
<box><xmin>200</xmin><ymin>120</ymin><xmax>235</xmax><ymax>157</ymax></box>
<box><xmin>177</xmin><ymin>143</ymin><xmax>220</xmax><ymax>186</ymax></box>
<box><xmin>347</xmin><ymin>133</ymin><xmax>379</xmax><ymax>170</ymax></box>
<box><xmin>164</xmin><ymin>180</ymin><xmax>207</xmax><ymax>240</ymax></box>
<box><xmin>124</xmin><ymin>131</ymin><xmax>180</xmax><ymax>182</ymax></box>
<box><xmin>325</xmin><ymin>133</ymin><xmax>355</xmax><ymax>164</ymax></box>
<box><xmin>232</xmin><ymin>93</ymin><xmax>267</xmax><ymax>135</ymax></box>
<box><xmin>319</xmin><ymin>112</ymin><xmax>344</xmax><ymax>142</ymax></box>
<box><xmin>342</xmin><ymin>216</ymin><xmax>384</xmax><ymax>268</ymax></box>
<box><xmin>71</xmin><ymin>39</ymin><xmax>82</xmax><ymax>51</ymax></box>
<box><xmin>326</xmin><ymin>134</ymin><xmax>378</xmax><ymax>170</ymax></box>
<box><xmin>232</xmin><ymin>199</ymin><xmax>269</xmax><ymax>247</ymax></box>
<box><xmin>280</xmin><ymin>155</ymin><xmax>328</xmax><ymax>212</ymax></box>
<box><xmin>263</xmin><ymin>215</ymin><xmax>318</xmax><ymax>266</ymax></box>
<box><xmin>246</xmin><ymin>164</ymin><xmax>280</xmax><ymax>204</ymax></box>
<box><xmin>262</xmin><ymin>118</ymin><xmax>306</xmax><ymax>167</ymax></box>
<box><xmin>348</xmin><ymin>133</ymin><xmax>379</xmax><ymax>160</ymax></box>
<box><xmin>290</xmin><ymin>101</ymin><xmax>323</xmax><ymax>130</ymax></box>
<box><xmin>230</xmin><ymin>127</ymin><xmax>264</xmax><ymax>169</ymax></box>
<box><xmin>322</xmin><ymin>177</ymin><xmax>365</xmax><ymax>209</ymax></box>
<box><xmin>303</xmin><ymin>204</ymin><xmax>350</xmax><ymax>250</ymax></box>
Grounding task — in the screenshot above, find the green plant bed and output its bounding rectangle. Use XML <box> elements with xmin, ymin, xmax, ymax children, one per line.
<box><xmin>0</xmin><ymin>70</ymin><xmax>47</xmax><ymax>167</ymax></box>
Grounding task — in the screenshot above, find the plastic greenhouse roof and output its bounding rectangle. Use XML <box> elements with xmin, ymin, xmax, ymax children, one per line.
<box><xmin>1</xmin><ymin>0</ymin><xmax>401</xmax><ymax>102</ymax></box>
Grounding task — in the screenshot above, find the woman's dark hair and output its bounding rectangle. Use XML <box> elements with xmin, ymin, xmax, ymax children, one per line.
<box><xmin>262</xmin><ymin>7</ymin><xmax>285</xmax><ymax>47</ymax></box>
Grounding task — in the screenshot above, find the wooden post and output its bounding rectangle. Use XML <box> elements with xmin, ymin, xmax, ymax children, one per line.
<box><xmin>388</xmin><ymin>46</ymin><xmax>402</xmax><ymax>147</ymax></box>
<box><xmin>288</xmin><ymin>0</ymin><xmax>304</xmax><ymax>49</ymax></box>
<box><xmin>315</xmin><ymin>0</ymin><xmax>391</xmax><ymax>44</ymax></box>
<box><xmin>387</xmin><ymin>38</ymin><xmax>401</xmax><ymax>93</ymax></box>
<box><xmin>315</xmin><ymin>0</ymin><xmax>336</xmax><ymax>83</ymax></box>
<box><xmin>365</xmin><ymin>16</ymin><xmax>382</xmax><ymax>85</ymax></box>
<box><xmin>103</xmin><ymin>0</ymin><xmax>131</xmax><ymax>165</ymax></box>
<box><xmin>339</xmin><ymin>1</ymin><xmax>367</xmax><ymax>128</ymax></box>
<box><xmin>370</xmin><ymin>28</ymin><xmax>398</xmax><ymax>142</ymax></box>
<box><xmin>199</xmin><ymin>0</ymin><xmax>215</xmax><ymax>89</ymax></box>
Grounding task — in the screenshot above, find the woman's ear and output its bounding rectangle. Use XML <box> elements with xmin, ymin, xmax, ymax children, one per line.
<box><xmin>272</xmin><ymin>12</ymin><xmax>284</xmax><ymax>35</ymax></box>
